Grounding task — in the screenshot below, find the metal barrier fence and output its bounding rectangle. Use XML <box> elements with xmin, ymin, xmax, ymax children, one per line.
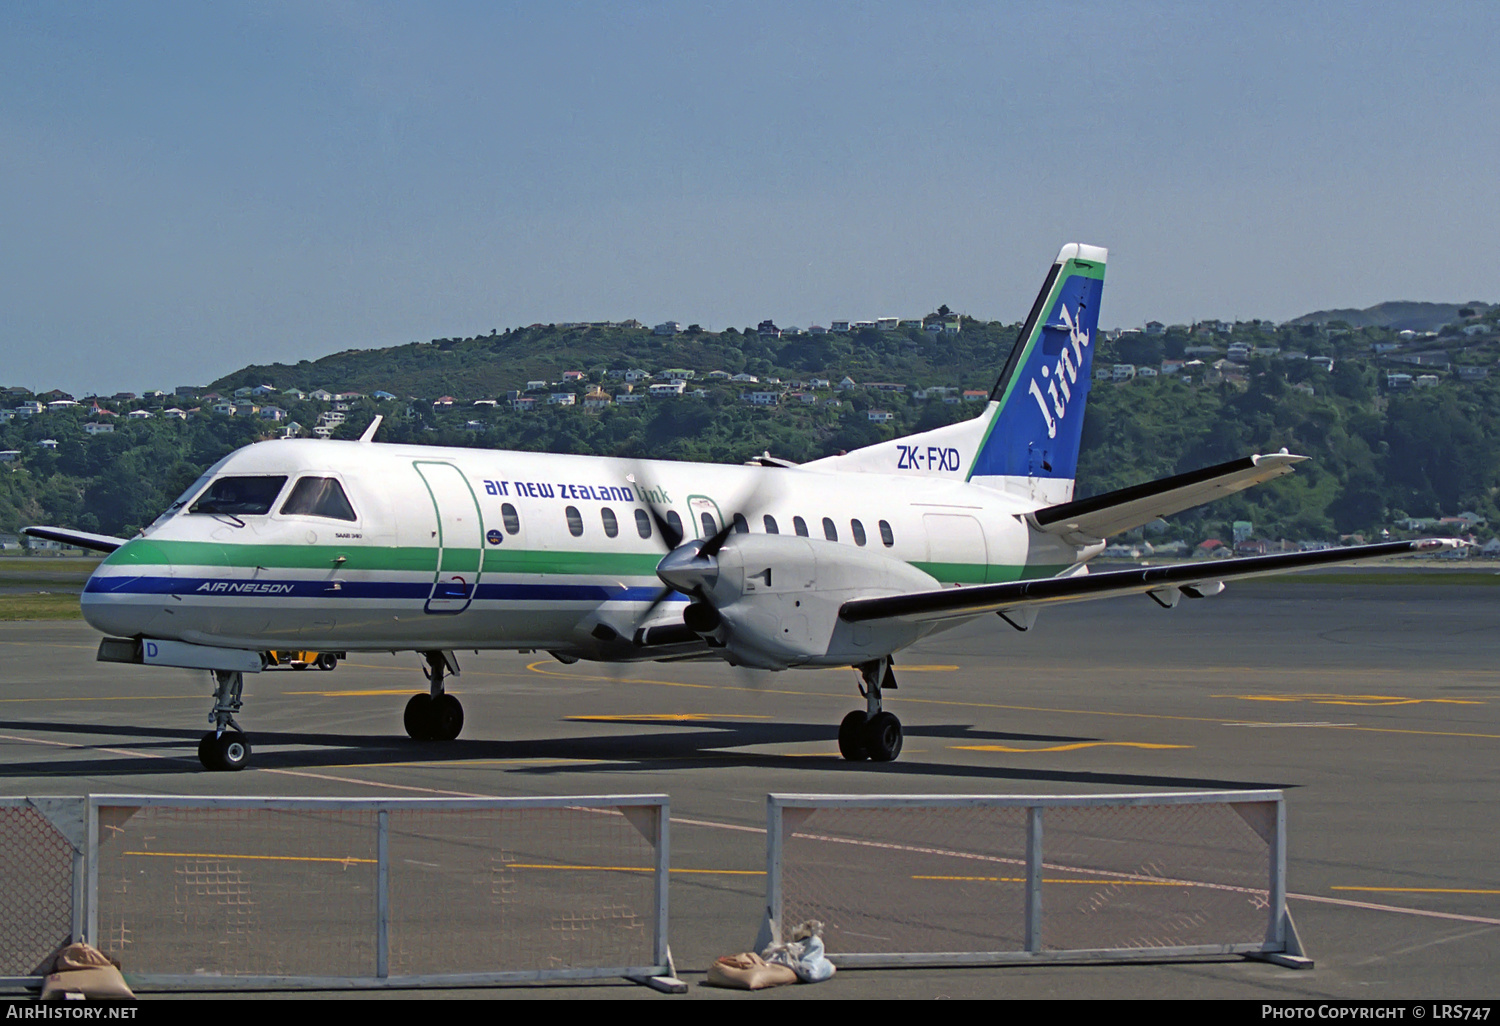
<box><xmin>2</xmin><ymin>794</ymin><xmax>671</xmax><ymax>990</ymax></box>
<box><xmin>0</xmin><ymin>798</ymin><xmax>86</xmax><ymax>987</ymax></box>
<box><xmin>86</xmin><ymin>795</ymin><xmax>672</xmax><ymax>989</ymax></box>
<box><xmin>762</xmin><ymin>791</ymin><xmax>1308</xmax><ymax>968</ymax></box>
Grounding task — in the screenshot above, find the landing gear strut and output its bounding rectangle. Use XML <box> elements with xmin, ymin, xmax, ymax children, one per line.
<box><xmin>405</xmin><ymin>650</ymin><xmax>464</xmax><ymax>742</ymax></box>
<box><xmin>199</xmin><ymin>669</ymin><xmax>252</xmax><ymax>771</ymax></box>
<box><xmin>838</xmin><ymin>657</ymin><xmax>903</xmax><ymax>762</ymax></box>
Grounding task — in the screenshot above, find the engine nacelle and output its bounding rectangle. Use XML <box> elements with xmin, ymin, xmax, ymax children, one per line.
<box><xmin>696</xmin><ymin>535</ymin><xmax>942</xmax><ymax>669</ymax></box>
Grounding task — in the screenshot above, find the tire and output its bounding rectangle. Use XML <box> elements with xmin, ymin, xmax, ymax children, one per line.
<box><xmin>430</xmin><ymin>694</ymin><xmax>464</xmax><ymax>741</ymax></box>
<box><xmin>315</xmin><ymin>654</ymin><xmax>338</xmax><ymax>671</ymax></box>
<box><xmin>404</xmin><ymin>693</ymin><xmax>435</xmax><ymax>740</ymax></box>
<box><xmin>838</xmin><ymin>710</ymin><xmax>869</xmax><ymax>761</ymax></box>
<box><xmin>862</xmin><ymin>711</ymin><xmax>903</xmax><ymax>762</ymax></box>
<box><xmin>198</xmin><ymin>731</ymin><xmax>252</xmax><ymax>771</ymax></box>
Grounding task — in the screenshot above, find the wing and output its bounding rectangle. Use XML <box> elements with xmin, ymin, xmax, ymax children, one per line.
<box><xmin>22</xmin><ymin>526</ymin><xmax>128</xmax><ymax>554</ymax></box>
<box><xmin>1031</xmin><ymin>452</ymin><xmax>1306</xmax><ymax>542</ymax></box>
<box><xmin>839</xmin><ymin>538</ymin><xmax>1456</xmax><ymax>626</ymax></box>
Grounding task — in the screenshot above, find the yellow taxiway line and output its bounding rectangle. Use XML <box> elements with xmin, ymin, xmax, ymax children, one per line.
<box><xmin>951</xmin><ymin>741</ymin><xmax>1191</xmax><ymax>753</ymax></box>
<box><xmin>122</xmin><ymin>850</ymin><xmax>759</xmax><ymax>875</ymax></box>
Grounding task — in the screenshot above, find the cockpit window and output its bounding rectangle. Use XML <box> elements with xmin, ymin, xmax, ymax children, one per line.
<box><xmin>189</xmin><ymin>476</ymin><xmax>288</xmax><ymax>516</ymax></box>
<box><xmin>279</xmin><ymin>476</ymin><xmax>357</xmax><ymax>521</ymax></box>
<box><xmin>150</xmin><ymin>469</ymin><xmax>216</xmax><ymax>528</ymax></box>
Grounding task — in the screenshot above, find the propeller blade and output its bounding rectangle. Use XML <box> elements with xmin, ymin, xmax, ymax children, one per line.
<box><xmin>636</xmin><ymin>583</ymin><xmax>681</xmax><ymax>624</ymax></box>
<box><xmin>698</xmin><ymin>519</ymin><xmax>737</xmax><ymax>559</ymax></box>
<box><xmin>625</xmin><ymin>468</ymin><xmax>683</xmax><ymax>550</ymax></box>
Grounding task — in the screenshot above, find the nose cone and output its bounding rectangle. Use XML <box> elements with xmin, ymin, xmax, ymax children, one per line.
<box><xmin>655</xmin><ymin>542</ymin><xmax>718</xmax><ymax>596</ymax></box>
<box><xmin>80</xmin><ymin>539</ymin><xmax>167</xmax><ymax>638</ymax></box>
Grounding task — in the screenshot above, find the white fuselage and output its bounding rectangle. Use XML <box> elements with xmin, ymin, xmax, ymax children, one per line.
<box><xmin>82</xmin><ymin>438</ymin><xmax>1092</xmax><ymax>661</ymax></box>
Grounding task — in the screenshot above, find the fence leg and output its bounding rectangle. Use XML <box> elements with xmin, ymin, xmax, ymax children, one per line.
<box><xmin>1025</xmin><ymin>805</ymin><xmax>1043</xmax><ymax>954</ymax></box>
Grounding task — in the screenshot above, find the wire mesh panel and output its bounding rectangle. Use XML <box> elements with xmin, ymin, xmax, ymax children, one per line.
<box><xmin>92</xmin><ymin>803</ymin><xmax>379</xmax><ymax>978</ymax></box>
<box><xmin>86</xmin><ymin>795</ymin><xmax>670</xmax><ymax>989</ymax></box>
<box><xmin>0</xmin><ymin>799</ymin><xmax>81</xmax><ymax>980</ymax></box>
<box><xmin>767</xmin><ymin>792</ymin><xmax>1291</xmax><ymax>968</ymax></box>
<box><xmin>776</xmin><ymin>803</ymin><xmax>1032</xmax><ymax>956</ymax></box>
<box><xmin>385</xmin><ymin>805</ymin><xmax>659</xmax><ymax>976</ymax></box>
<box><xmin>1041</xmin><ymin>801</ymin><xmax>1272</xmax><ymax>953</ymax></box>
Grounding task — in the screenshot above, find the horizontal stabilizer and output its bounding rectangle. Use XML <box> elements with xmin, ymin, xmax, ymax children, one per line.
<box><xmin>22</xmin><ymin>526</ymin><xmax>128</xmax><ymax>554</ymax></box>
<box><xmin>1031</xmin><ymin>452</ymin><xmax>1307</xmax><ymax>541</ymax></box>
<box><xmin>839</xmin><ymin>538</ymin><xmax>1457</xmax><ymax>625</ymax></box>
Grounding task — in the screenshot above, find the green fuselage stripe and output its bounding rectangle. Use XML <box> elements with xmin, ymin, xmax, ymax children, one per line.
<box><xmin>102</xmin><ymin>539</ymin><xmax>1066</xmax><ymax>587</ymax></box>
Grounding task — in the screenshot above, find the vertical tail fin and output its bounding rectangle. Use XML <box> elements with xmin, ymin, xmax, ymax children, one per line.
<box><xmin>967</xmin><ymin>243</ymin><xmax>1106</xmax><ymax>504</ymax></box>
<box><xmin>802</xmin><ymin>243</ymin><xmax>1105</xmax><ymax>507</ymax></box>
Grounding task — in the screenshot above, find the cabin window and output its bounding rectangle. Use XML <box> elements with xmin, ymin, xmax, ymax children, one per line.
<box><xmin>502</xmin><ymin>503</ymin><xmax>521</xmax><ymax>534</ymax></box>
<box><xmin>793</xmin><ymin>516</ymin><xmax>809</xmax><ymax>537</ymax></box>
<box><xmin>763</xmin><ymin>514</ymin><xmax>779</xmax><ymax>535</ymax></box>
<box><xmin>635</xmin><ymin>508</ymin><xmax>653</xmax><ymax>539</ymax></box>
<box><xmin>279</xmin><ymin>476</ymin><xmax>358</xmax><ymax>521</ymax></box>
<box><xmin>190</xmin><ymin>476</ymin><xmax>287</xmax><ymax>516</ymax></box>
<box><xmin>601</xmin><ymin>507</ymin><xmax>619</xmax><ymax>538</ymax></box>
<box><xmin>851</xmin><ymin>519</ymin><xmax>867</xmax><ymax>546</ymax></box>
<box><xmin>879</xmin><ymin>519</ymin><xmax>895</xmax><ymax>547</ymax></box>
<box><xmin>822</xmin><ymin>517</ymin><xmax>838</xmax><ymax>541</ymax></box>
<box><xmin>666</xmin><ymin>510</ymin><xmax>684</xmax><ymax>540</ymax></box>
<box><xmin>565</xmin><ymin>505</ymin><xmax>584</xmax><ymax>537</ymax></box>
<box><xmin>733</xmin><ymin>513</ymin><xmax>749</xmax><ymax>534</ymax></box>
<box><xmin>700</xmin><ymin>511</ymin><xmax>718</xmax><ymax>537</ymax></box>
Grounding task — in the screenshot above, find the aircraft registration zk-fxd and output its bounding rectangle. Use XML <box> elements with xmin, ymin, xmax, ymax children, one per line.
<box><xmin>27</xmin><ymin>243</ymin><xmax>1453</xmax><ymax>771</ymax></box>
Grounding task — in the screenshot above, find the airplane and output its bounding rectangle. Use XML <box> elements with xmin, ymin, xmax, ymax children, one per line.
<box><xmin>25</xmin><ymin>243</ymin><xmax>1454</xmax><ymax>771</ymax></box>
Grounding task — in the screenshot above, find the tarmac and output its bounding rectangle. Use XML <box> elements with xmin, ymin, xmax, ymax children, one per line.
<box><xmin>1</xmin><ymin>572</ymin><xmax>1498</xmax><ymax>1000</ymax></box>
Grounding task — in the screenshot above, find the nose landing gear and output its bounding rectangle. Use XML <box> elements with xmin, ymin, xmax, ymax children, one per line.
<box><xmin>199</xmin><ymin>669</ymin><xmax>251</xmax><ymax>771</ymax></box>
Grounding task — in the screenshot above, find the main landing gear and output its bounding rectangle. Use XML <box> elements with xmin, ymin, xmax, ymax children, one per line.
<box><xmin>404</xmin><ymin>650</ymin><xmax>465</xmax><ymax>742</ymax></box>
<box><xmin>199</xmin><ymin>669</ymin><xmax>251</xmax><ymax>771</ymax></box>
<box><xmin>838</xmin><ymin>657</ymin><xmax>903</xmax><ymax>762</ymax></box>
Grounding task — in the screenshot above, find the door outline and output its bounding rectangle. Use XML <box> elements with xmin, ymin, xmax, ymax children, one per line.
<box><xmin>415</xmin><ymin>461</ymin><xmax>485</xmax><ymax>615</ymax></box>
<box><xmin>687</xmin><ymin>494</ymin><xmax>726</xmax><ymax>539</ymax></box>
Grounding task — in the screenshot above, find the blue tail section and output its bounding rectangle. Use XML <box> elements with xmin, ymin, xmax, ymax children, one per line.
<box><xmin>968</xmin><ymin>244</ymin><xmax>1106</xmax><ymax>488</ymax></box>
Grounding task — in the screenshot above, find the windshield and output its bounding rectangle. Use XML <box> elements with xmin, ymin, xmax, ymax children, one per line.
<box><xmin>189</xmin><ymin>476</ymin><xmax>288</xmax><ymax>516</ymax></box>
<box><xmin>279</xmin><ymin>476</ymin><xmax>357</xmax><ymax>521</ymax></box>
<box><xmin>147</xmin><ymin>468</ymin><xmax>217</xmax><ymax>530</ymax></box>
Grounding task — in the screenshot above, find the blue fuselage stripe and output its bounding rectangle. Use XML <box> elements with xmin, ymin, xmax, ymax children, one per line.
<box><xmin>84</xmin><ymin>576</ymin><xmax>682</xmax><ymax>604</ymax></box>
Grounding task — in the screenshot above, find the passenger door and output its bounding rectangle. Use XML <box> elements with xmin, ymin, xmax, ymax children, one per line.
<box><xmin>415</xmin><ymin>462</ymin><xmax>484</xmax><ymax>614</ymax></box>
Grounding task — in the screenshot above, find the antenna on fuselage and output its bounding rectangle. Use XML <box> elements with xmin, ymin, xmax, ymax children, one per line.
<box><xmin>359</xmin><ymin>416</ymin><xmax>383</xmax><ymax>443</ymax></box>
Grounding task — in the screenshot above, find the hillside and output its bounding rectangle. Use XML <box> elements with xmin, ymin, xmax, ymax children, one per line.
<box><xmin>1288</xmin><ymin>300</ymin><xmax>1492</xmax><ymax>333</ymax></box>
<box><xmin>207</xmin><ymin>318</ymin><xmax>1017</xmax><ymax>400</ymax></box>
<box><xmin>6</xmin><ymin>306</ymin><xmax>1500</xmax><ymax>549</ymax></box>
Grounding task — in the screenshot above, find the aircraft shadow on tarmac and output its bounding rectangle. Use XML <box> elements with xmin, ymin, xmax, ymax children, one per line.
<box><xmin>0</xmin><ymin>716</ymin><xmax>1289</xmax><ymax>791</ymax></box>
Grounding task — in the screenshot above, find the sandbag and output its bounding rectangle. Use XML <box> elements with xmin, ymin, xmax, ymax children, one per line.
<box><xmin>705</xmin><ymin>951</ymin><xmax>798</xmax><ymax>990</ymax></box>
<box><xmin>36</xmin><ymin>942</ymin><xmax>135</xmax><ymax>1002</ymax></box>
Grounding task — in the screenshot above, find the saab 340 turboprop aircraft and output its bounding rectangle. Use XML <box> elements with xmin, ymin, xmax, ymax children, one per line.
<box><xmin>26</xmin><ymin>244</ymin><xmax>1452</xmax><ymax>770</ymax></box>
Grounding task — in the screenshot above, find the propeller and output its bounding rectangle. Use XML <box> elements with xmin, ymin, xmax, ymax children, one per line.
<box><xmin>624</xmin><ymin>463</ymin><xmax>774</xmax><ymax>644</ymax></box>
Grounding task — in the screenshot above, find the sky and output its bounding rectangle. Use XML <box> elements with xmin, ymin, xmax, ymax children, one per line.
<box><xmin>3</xmin><ymin>1</ymin><xmax>1498</xmax><ymax>397</ymax></box>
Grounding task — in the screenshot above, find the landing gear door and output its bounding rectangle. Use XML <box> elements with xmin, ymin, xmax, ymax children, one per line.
<box><xmin>415</xmin><ymin>462</ymin><xmax>484</xmax><ymax>614</ymax></box>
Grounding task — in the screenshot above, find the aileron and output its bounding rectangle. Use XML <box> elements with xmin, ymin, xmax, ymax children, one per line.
<box><xmin>1031</xmin><ymin>452</ymin><xmax>1306</xmax><ymax>542</ymax></box>
<box><xmin>839</xmin><ymin>539</ymin><xmax>1456</xmax><ymax>625</ymax></box>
